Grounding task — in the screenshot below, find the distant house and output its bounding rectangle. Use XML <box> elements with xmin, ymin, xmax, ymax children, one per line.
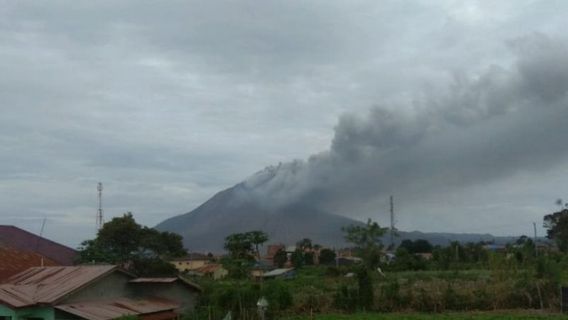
<box><xmin>170</xmin><ymin>253</ymin><xmax>210</xmax><ymax>272</ymax></box>
<box><xmin>0</xmin><ymin>225</ymin><xmax>77</xmax><ymax>265</ymax></box>
<box><xmin>262</xmin><ymin>268</ymin><xmax>295</xmax><ymax>280</ymax></box>
<box><xmin>0</xmin><ymin>247</ymin><xmax>59</xmax><ymax>281</ymax></box>
<box><xmin>191</xmin><ymin>264</ymin><xmax>228</xmax><ymax>280</ymax></box>
<box><xmin>0</xmin><ymin>265</ymin><xmax>201</xmax><ymax>320</ymax></box>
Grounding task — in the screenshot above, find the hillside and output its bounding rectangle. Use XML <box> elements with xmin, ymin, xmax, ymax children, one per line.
<box><xmin>155</xmin><ymin>182</ymin><xmax>516</xmax><ymax>253</ymax></box>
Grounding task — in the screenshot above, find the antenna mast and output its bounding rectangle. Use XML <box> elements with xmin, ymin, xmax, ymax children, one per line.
<box><xmin>390</xmin><ymin>195</ymin><xmax>395</xmax><ymax>249</ymax></box>
<box><xmin>97</xmin><ymin>182</ymin><xmax>104</xmax><ymax>230</ymax></box>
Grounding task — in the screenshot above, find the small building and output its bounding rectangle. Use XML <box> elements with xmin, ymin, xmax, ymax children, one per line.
<box><xmin>0</xmin><ymin>265</ymin><xmax>201</xmax><ymax>320</ymax></box>
<box><xmin>262</xmin><ymin>268</ymin><xmax>295</xmax><ymax>280</ymax></box>
<box><xmin>192</xmin><ymin>264</ymin><xmax>228</xmax><ymax>280</ymax></box>
<box><xmin>170</xmin><ymin>253</ymin><xmax>210</xmax><ymax>272</ymax></box>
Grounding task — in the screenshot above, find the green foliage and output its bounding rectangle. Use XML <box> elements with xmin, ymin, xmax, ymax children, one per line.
<box><xmin>319</xmin><ymin>249</ymin><xmax>337</xmax><ymax>265</ymax></box>
<box><xmin>262</xmin><ymin>281</ymin><xmax>293</xmax><ymax>312</ymax></box>
<box><xmin>544</xmin><ymin>209</ymin><xmax>568</xmax><ymax>252</ymax></box>
<box><xmin>399</xmin><ymin>239</ymin><xmax>433</xmax><ymax>254</ymax></box>
<box><xmin>78</xmin><ymin>212</ymin><xmax>185</xmax><ymax>276</ymax></box>
<box><xmin>297</xmin><ymin>238</ymin><xmax>313</xmax><ymax>250</ymax></box>
<box><xmin>224</xmin><ymin>230</ymin><xmax>269</xmax><ymax>260</ymax></box>
<box><xmin>274</xmin><ymin>248</ymin><xmax>288</xmax><ymax>268</ymax></box>
<box><xmin>291</xmin><ymin>249</ymin><xmax>305</xmax><ymax>268</ymax></box>
<box><xmin>221</xmin><ymin>257</ymin><xmax>253</xmax><ymax>279</ymax></box>
<box><xmin>342</xmin><ymin>219</ymin><xmax>387</xmax><ymax>269</ymax></box>
<box><xmin>356</xmin><ymin>267</ymin><xmax>374</xmax><ymax>311</ymax></box>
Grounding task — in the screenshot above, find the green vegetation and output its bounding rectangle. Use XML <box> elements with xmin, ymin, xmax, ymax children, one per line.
<box><xmin>77</xmin><ymin>212</ymin><xmax>185</xmax><ymax>276</ymax></box>
<box><xmin>284</xmin><ymin>312</ymin><xmax>568</xmax><ymax>320</ymax></box>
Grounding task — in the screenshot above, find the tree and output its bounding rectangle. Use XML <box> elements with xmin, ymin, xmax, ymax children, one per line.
<box><xmin>399</xmin><ymin>239</ymin><xmax>433</xmax><ymax>254</ymax></box>
<box><xmin>224</xmin><ymin>231</ymin><xmax>269</xmax><ymax>260</ymax></box>
<box><xmin>318</xmin><ymin>248</ymin><xmax>336</xmax><ymax>265</ymax></box>
<box><xmin>248</xmin><ymin>230</ymin><xmax>268</xmax><ymax>261</ymax></box>
<box><xmin>291</xmin><ymin>249</ymin><xmax>304</xmax><ymax>268</ymax></box>
<box><xmin>296</xmin><ymin>238</ymin><xmax>313</xmax><ymax>251</ymax></box>
<box><xmin>224</xmin><ymin>233</ymin><xmax>254</xmax><ymax>260</ymax></box>
<box><xmin>544</xmin><ymin>208</ymin><xmax>568</xmax><ymax>252</ymax></box>
<box><xmin>342</xmin><ymin>218</ymin><xmax>387</xmax><ymax>269</ymax></box>
<box><xmin>78</xmin><ymin>212</ymin><xmax>184</xmax><ymax>276</ymax></box>
<box><xmin>273</xmin><ymin>248</ymin><xmax>288</xmax><ymax>268</ymax></box>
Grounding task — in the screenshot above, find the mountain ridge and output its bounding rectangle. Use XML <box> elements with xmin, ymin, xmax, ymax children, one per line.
<box><xmin>155</xmin><ymin>183</ymin><xmax>518</xmax><ymax>253</ymax></box>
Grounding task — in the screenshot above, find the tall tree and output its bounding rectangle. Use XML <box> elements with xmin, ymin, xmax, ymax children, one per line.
<box><xmin>248</xmin><ymin>230</ymin><xmax>269</xmax><ymax>260</ymax></box>
<box><xmin>78</xmin><ymin>212</ymin><xmax>185</xmax><ymax>276</ymax></box>
<box><xmin>544</xmin><ymin>208</ymin><xmax>568</xmax><ymax>252</ymax></box>
<box><xmin>342</xmin><ymin>218</ymin><xmax>387</xmax><ymax>269</ymax></box>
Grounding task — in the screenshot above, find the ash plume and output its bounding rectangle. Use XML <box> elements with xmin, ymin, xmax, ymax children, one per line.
<box><xmin>237</xmin><ymin>34</ymin><xmax>568</xmax><ymax>216</ymax></box>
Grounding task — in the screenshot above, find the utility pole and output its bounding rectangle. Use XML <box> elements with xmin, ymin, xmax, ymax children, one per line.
<box><xmin>533</xmin><ymin>222</ymin><xmax>538</xmax><ymax>257</ymax></box>
<box><xmin>97</xmin><ymin>182</ymin><xmax>104</xmax><ymax>230</ymax></box>
<box><xmin>390</xmin><ymin>195</ymin><xmax>395</xmax><ymax>249</ymax></box>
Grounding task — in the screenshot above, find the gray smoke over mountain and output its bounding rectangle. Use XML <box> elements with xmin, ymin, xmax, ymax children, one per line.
<box><xmin>234</xmin><ymin>34</ymin><xmax>568</xmax><ymax>216</ymax></box>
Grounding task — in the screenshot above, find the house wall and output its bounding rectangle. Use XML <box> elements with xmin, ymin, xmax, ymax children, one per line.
<box><xmin>130</xmin><ymin>283</ymin><xmax>198</xmax><ymax>314</ymax></box>
<box><xmin>0</xmin><ymin>305</ymin><xmax>54</xmax><ymax>320</ymax></box>
<box><xmin>58</xmin><ymin>272</ymin><xmax>132</xmax><ymax>304</ymax></box>
<box><xmin>171</xmin><ymin>260</ymin><xmax>207</xmax><ymax>272</ymax></box>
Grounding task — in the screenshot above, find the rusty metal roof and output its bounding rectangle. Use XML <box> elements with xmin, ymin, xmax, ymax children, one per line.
<box><xmin>129</xmin><ymin>278</ymin><xmax>178</xmax><ymax>283</ymax></box>
<box><xmin>0</xmin><ymin>265</ymin><xmax>118</xmax><ymax>308</ymax></box>
<box><xmin>129</xmin><ymin>277</ymin><xmax>202</xmax><ymax>292</ymax></box>
<box><xmin>55</xmin><ymin>298</ymin><xmax>179</xmax><ymax>320</ymax></box>
<box><xmin>0</xmin><ymin>226</ymin><xmax>77</xmax><ymax>265</ymax></box>
<box><xmin>0</xmin><ymin>247</ymin><xmax>58</xmax><ymax>282</ymax></box>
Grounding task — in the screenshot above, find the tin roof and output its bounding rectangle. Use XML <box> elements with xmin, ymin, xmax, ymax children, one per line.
<box><xmin>262</xmin><ymin>268</ymin><xmax>295</xmax><ymax>277</ymax></box>
<box><xmin>0</xmin><ymin>247</ymin><xmax>58</xmax><ymax>281</ymax></box>
<box><xmin>129</xmin><ymin>278</ymin><xmax>178</xmax><ymax>283</ymax></box>
<box><xmin>0</xmin><ymin>226</ymin><xmax>77</xmax><ymax>265</ymax></box>
<box><xmin>55</xmin><ymin>298</ymin><xmax>179</xmax><ymax>320</ymax></box>
<box><xmin>193</xmin><ymin>264</ymin><xmax>223</xmax><ymax>274</ymax></box>
<box><xmin>0</xmin><ymin>265</ymin><xmax>119</xmax><ymax>307</ymax></box>
<box><xmin>129</xmin><ymin>277</ymin><xmax>202</xmax><ymax>292</ymax></box>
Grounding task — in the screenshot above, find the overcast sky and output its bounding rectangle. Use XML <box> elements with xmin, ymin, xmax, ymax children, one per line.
<box><xmin>1</xmin><ymin>1</ymin><xmax>567</xmax><ymax>248</ymax></box>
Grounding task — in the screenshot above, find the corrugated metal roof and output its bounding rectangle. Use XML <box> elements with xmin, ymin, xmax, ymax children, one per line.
<box><xmin>55</xmin><ymin>298</ymin><xmax>179</xmax><ymax>320</ymax></box>
<box><xmin>129</xmin><ymin>277</ymin><xmax>202</xmax><ymax>292</ymax></box>
<box><xmin>262</xmin><ymin>268</ymin><xmax>294</xmax><ymax>277</ymax></box>
<box><xmin>0</xmin><ymin>247</ymin><xmax>58</xmax><ymax>282</ymax></box>
<box><xmin>129</xmin><ymin>278</ymin><xmax>178</xmax><ymax>283</ymax></box>
<box><xmin>0</xmin><ymin>226</ymin><xmax>77</xmax><ymax>265</ymax></box>
<box><xmin>0</xmin><ymin>265</ymin><xmax>118</xmax><ymax>307</ymax></box>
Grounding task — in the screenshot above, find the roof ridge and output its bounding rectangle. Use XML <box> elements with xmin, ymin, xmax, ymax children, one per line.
<box><xmin>0</xmin><ymin>225</ymin><xmax>76</xmax><ymax>252</ymax></box>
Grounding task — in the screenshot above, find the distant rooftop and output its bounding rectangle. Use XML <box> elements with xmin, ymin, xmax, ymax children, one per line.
<box><xmin>0</xmin><ymin>225</ymin><xmax>77</xmax><ymax>265</ymax></box>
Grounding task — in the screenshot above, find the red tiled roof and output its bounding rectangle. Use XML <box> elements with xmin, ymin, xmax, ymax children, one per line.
<box><xmin>0</xmin><ymin>265</ymin><xmax>119</xmax><ymax>307</ymax></box>
<box><xmin>0</xmin><ymin>247</ymin><xmax>58</xmax><ymax>282</ymax></box>
<box><xmin>55</xmin><ymin>298</ymin><xmax>179</xmax><ymax>320</ymax></box>
<box><xmin>0</xmin><ymin>225</ymin><xmax>77</xmax><ymax>265</ymax></box>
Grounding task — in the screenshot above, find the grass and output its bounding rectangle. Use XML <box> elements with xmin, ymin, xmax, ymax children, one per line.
<box><xmin>283</xmin><ymin>311</ymin><xmax>568</xmax><ymax>320</ymax></box>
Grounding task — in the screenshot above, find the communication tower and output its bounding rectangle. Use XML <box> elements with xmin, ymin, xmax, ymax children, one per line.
<box><xmin>97</xmin><ymin>182</ymin><xmax>104</xmax><ymax>230</ymax></box>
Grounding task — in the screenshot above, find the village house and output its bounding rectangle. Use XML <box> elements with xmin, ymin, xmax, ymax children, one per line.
<box><xmin>170</xmin><ymin>253</ymin><xmax>210</xmax><ymax>272</ymax></box>
<box><xmin>0</xmin><ymin>265</ymin><xmax>201</xmax><ymax>320</ymax></box>
<box><xmin>0</xmin><ymin>247</ymin><xmax>59</xmax><ymax>281</ymax></box>
<box><xmin>190</xmin><ymin>264</ymin><xmax>228</xmax><ymax>280</ymax></box>
<box><xmin>0</xmin><ymin>226</ymin><xmax>77</xmax><ymax>266</ymax></box>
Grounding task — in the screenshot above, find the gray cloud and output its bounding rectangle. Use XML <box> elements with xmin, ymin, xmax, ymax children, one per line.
<box><xmin>1</xmin><ymin>1</ymin><xmax>568</xmax><ymax>246</ymax></box>
<box><xmin>241</xmin><ymin>34</ymin><xmax>568</xmax><ymax>218</ymax></box>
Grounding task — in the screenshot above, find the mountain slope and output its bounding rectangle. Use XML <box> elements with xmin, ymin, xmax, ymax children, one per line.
<box><xmin>155</xmin><ymin>182</ymin><xmax>518</xmax><ymax>253</ymax></box>
<box><xmin>155</xmin><ymin>183</ymin><xmax>362</xmax><ymax>253</ymax></box>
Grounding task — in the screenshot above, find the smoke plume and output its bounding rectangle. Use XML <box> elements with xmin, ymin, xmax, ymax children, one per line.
<box><xmin>238</xmin><ymin>34</ymin><xmax>568</xmax><ymax>216</ymax></box>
